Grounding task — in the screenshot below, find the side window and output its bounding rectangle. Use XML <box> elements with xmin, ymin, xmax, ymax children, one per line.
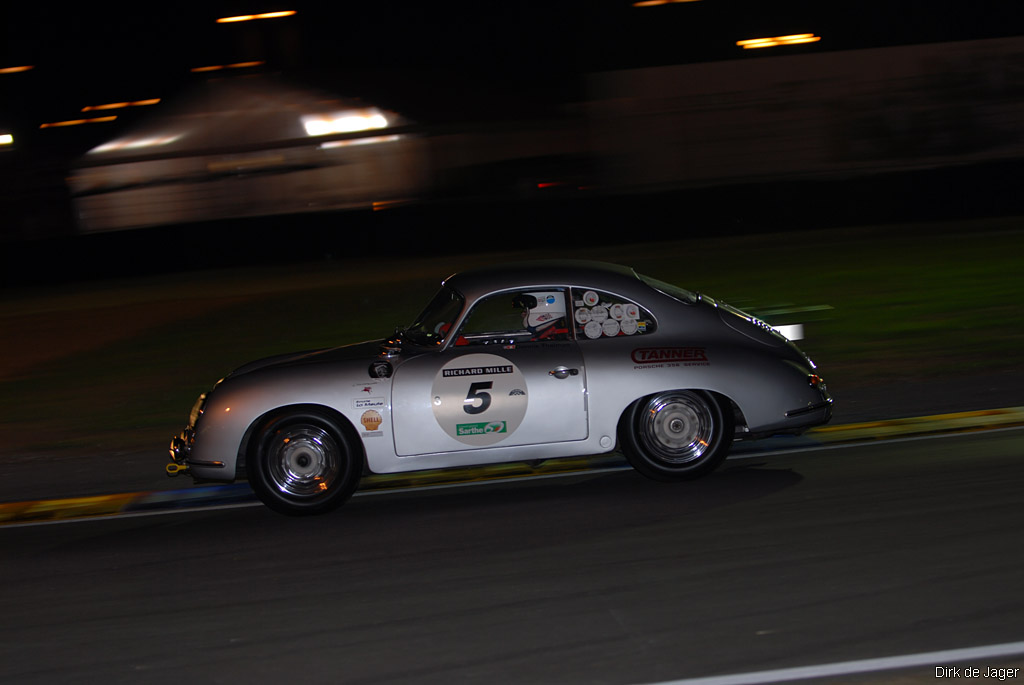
<box><xmin>456</xmin><ymin>289</ymin><xmax>571</xmax><ymax>345</ymax></box>
<box><xmin>571</xmin><ymin>288</ymin><xmax>656</xmax><ymax>339</ymax></box>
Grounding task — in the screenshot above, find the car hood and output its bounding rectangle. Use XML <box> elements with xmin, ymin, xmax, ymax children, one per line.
<box><xmin>227</xmin><ymin>340</ymin><xmax>386</xmax><ymax>378</ymax></box>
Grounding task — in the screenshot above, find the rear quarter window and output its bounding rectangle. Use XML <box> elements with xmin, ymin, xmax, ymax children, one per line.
<box><xmin>571</xmin><ymin>288</ymin><xmax>656</xmax><ymax>339</ymax></box>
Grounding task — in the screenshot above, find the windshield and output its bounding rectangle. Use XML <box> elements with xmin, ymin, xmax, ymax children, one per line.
<box><xmin>639</xmin><ymin>273</ymin><xmax>698</xmax><ymax>305</ymax></box>
<box><xmin>404</xmin><ymin>286</ymin><xmax>465</xmax><ymax>346</ymax></box>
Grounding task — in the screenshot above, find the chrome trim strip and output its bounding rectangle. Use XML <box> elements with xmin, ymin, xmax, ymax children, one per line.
<box><xmin>786</xmin><ymin>400</ymin><xmax>832</xmax><ymax>418</ymax></box>
<box><xmin>186</xmin><ymin>459</ymin><xmax>226</xmax><ymax>468</ymax></box>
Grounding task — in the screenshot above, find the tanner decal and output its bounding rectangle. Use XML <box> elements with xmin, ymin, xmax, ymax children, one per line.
<box><xmin>631</xmin><ymin>347</ymin><xmax>709</xmax><ymax>368</ymax></box>
<box><xmin>431</xmin><ymin>353</ymin><xmax>528</xmax><ymax>446</ymax></box>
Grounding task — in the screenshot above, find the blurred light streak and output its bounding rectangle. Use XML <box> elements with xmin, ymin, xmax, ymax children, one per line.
<box><xmin>82</xmin><ymin>99</ymin><xmax>160</xmax><ymax>112</ymax></box>
<box><xmin>89</xmin><ymin>133</ymin><xmax>183</xmax><ymax>154</ymax></box>
<box><xmin>302</xmin><ymin>110</ymin><xmax>389</xmax><ymax>137</ymax></box>
<box><xmin>738</xmin><ymin>34</ymin><xmax>821</xmax><ymax>49</ymax></box>
<box><xmin>216</xmin><ymin>11</ymin><xmax>296</xmax><ymax>23</ymax></box>
<box><xmin>40</xmin><ymin>116</ymin><xmax>117</xmax><ymax>129</ymax></box>
<box><xmin>373</xmin><ymin>200</ymin><xmax>410</xmax><ymax>211</ymax></box>
<box><xmin>0</xmin><ymin>65</ymin><xmax>34</xmax><ymax>74</ymax></box>
<box><xmin>774</xmin><ymin>324</ymin><xmax>804</xmax><ymax>341</ymax></box>
<box><xmin>633</xmin><ymin>0</ymin><xmax>701</xmax><ymax>5</ymax></box>
<box><xmin>318</xmin><ymin>135</ymin><xmax>401</xmax><ymax>149</ymax></box>
<box><xmin>0</xmin><ymin>134</ymin><xmax>13</xmax><ymax>146</ymax></box>
<box><xmin>191</xmin><ymin>61</ymin><xmax>265</xmax><ymax>73</ymax></box>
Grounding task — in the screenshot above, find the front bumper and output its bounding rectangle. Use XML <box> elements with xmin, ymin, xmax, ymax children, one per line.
<box><xmin>167</xmin><ymin>425</ymin><xmax>227</xmax><ymax>479</ymax></box>
<box><xmin>167</xmin><ymin>427</ymin><xmax>195</xmax><ymax>476</ymax></box>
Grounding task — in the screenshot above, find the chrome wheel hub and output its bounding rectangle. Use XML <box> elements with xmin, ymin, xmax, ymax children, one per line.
<box><xmin>268</xmin><ymin>426</ymin><xmax>339</xmax><ymax>497</ymax></box>
<box><xmin>639</xmin><ymin>392</ymin><xmax>714</xmax><ymax>464</ymax></box>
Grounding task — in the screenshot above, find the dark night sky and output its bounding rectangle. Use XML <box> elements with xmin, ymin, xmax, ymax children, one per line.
<box><xmin>2</xmin><ymin>1</ymin><xmax>1023</xmax><ymax>153</ymax></box>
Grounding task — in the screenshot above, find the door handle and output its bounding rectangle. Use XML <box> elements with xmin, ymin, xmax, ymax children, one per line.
<box><xmin>549</xmin><ymin>366</ymin><xmax>579</xmax><ymax>379</ymax></box>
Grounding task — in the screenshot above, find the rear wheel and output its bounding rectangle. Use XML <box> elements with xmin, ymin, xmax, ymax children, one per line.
<box><xmin>249</xmin><ymin>410</ymin><xmax>361</xmax><ymax>515</ymax></box>
<box><xmin>620</xmin><ymin>390</ymin><xmax>733</xmax><ymax>481</ymax></box>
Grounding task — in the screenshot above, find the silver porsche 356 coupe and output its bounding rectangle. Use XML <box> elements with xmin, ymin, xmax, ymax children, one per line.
<box><xmin>168</xmin><ymin>261</ymin><xmax>832</xmax><ymax>514</ymax></box>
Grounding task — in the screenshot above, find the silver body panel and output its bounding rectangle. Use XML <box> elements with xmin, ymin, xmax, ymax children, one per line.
<box><xmin>180</xmin><ymin>261</ymin><xmax>832</xmax><ymax>482</ymax></box>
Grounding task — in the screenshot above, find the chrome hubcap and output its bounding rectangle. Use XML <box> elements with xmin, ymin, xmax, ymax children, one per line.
<box><xmin>639</xmin><ymin>392</ymin><xmax>714</xmax><ymax>464</ymax></box>
<box><xmin>267</xmin><ymin>425</ymin><xmax>339</xmax><ymax>497</ymax></box>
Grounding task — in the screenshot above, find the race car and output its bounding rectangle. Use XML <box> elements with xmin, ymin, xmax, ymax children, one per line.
<box><xmin>168</xmin><ymin>260</ymin><xmax>832</xmax><ymax>515</ymax></box>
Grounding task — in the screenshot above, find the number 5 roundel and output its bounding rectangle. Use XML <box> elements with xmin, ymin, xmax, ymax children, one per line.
<box><xmin>431</xmin><ymin>353</ymin><xmax>529</xmax><ymax>446</ymax></box>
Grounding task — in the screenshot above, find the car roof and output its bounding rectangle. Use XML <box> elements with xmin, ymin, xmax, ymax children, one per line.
<box><xmin>443</xmin><ymin>260</ymin><xmax>644</xmax><ymax>301</ymax></box>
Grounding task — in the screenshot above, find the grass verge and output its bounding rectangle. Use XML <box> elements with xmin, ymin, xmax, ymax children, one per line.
<box><xmin>1</xmin><ymin>216</ymin><xmax>1021</xmax><ymax>456</ymax></box>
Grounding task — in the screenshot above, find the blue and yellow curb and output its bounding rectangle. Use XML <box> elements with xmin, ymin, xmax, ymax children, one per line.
<box><xmin>3</xmin><ymin>406</ymin><xmax>1023</xmax><ymax>526</ymax></box>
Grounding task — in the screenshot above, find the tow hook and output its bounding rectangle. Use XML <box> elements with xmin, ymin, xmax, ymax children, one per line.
<box><xmin>166</xmin><ymin>462</ymin><xmax>190</xmax><ymax>477</ymax></box>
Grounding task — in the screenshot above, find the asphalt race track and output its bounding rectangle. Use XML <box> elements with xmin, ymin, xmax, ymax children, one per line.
<box><xmin>2</xmin><ymin>425</ymin><xmax>1023</xmax><ymax>684</ymax></box>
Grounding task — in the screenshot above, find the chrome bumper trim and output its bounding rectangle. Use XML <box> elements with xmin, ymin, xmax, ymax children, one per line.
<box><xmin>786</xmin><ymin>399</ymin><xmax>833</xmax><ymax>419</ymax></box>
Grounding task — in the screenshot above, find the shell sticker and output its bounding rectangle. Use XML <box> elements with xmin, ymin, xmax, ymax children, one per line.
<box><xmin>431</xmin><ymin>353</ymin><xmax>528</xmax><ymax>446</ymax></box>
<box><xmin>360</xmin><ymin>410</ymin><xmax>382</xmax><ymax>431</ymax></box>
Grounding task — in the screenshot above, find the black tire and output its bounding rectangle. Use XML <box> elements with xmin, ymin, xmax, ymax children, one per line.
<box><xmin>248</xmin><ymin>410</ymin><xmax>361</xmax><ymax>515</ymax></box>
<box><xmin>619</xmin><ymin>390</ymin><xmax>733</xmax><ymax>482</ymax></box>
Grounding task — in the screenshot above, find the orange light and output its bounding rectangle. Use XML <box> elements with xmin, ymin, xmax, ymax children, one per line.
<box><xmin>737</xmin><ymin>34</ymin><xmax>821</xmax><ymax>49</ymax></box>
<box><xmin>190</xmin><ymin>61</ymin><xmax>265</xmax><ymax>73</ymax></box>
<box><xmin>0</xmin><ymin>65</ymin><xmax>34</xmax><ymax>74</ymax></box>
<box><xmin>39</xmin><ymin>116</ymin><xmax>117</xmax><ymax>129</ymax></box>
<box><xmin>217</xmin><ymin>11</ymin><xmax>296</xmax><ymax>23</ymax></box>
<box><xmin>633</xmin><ymin>0</ymin><xmax>701</xmax><ymax>5</ymax></box>
<box><xmin>82</xmin><ymin>99</ymin><xmax>160</xmax><ymax>112</ymax></box>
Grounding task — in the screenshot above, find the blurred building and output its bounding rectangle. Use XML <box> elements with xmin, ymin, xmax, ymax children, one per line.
<box><xmin>586</xmin><ymin>36</ymin><xmax>1024</xmax><ymax>192</ymax></box>
<box><xmin>66</xmin><ymin>36</ymin><xmax>1024</xmax><ymax>233</ymax></box>
<box><xmin>68</xmin><ymin>77</ymin><xmax>428</xmax><ymax>232</ymax></box>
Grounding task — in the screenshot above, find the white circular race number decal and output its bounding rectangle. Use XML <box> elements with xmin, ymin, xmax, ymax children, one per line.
<box><xmin>431</xmin><ymin>354</ymin><xmax>528</xmax><ymax>446</ymax></box>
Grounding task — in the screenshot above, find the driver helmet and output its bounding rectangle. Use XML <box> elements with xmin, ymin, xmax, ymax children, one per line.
<box><xmin>522</xmin><ymin>291</ymin><xmax>565</xmax><ymax>330</ymax></box>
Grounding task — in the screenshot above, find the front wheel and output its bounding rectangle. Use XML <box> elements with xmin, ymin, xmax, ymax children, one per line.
<box><xmin>619</xmin><ymin>390</ymin><xmax>733</xmax><ymax>481</ymax></box>
<box><xmin>249</xmin><ymin>410</ymin><xmax>361</xmax><ymax>515</ymax></box>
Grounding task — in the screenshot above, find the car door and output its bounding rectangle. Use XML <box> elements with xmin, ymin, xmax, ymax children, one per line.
<box><xmin>392</xmin><ymin>288</ymin><xmax>587</xmax><ymax>457</ymax></box>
